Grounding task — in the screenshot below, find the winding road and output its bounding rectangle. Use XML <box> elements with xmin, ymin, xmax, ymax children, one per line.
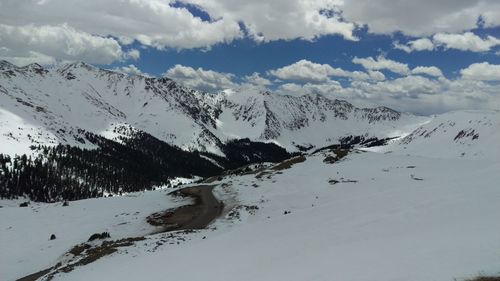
<box><xmin>147</xmin><ymin>185</ymin><xmax>224</xmax><ymax>231</ymax></box>
<box><xmin>17</xmin><ymin>185</ymin><xmax>223</xmax><ymax>281</ymax></box>
<box><xmin>176</xmin><ymin>185</ymin><xmax>224</xmax><ymax>229</ymax></box>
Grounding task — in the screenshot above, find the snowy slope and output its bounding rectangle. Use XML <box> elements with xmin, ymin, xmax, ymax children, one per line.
<box><xmin>0</xmin><ymin>60</ymin><xmax>427</xmax><ymax>156</ymax></box>
<box><xmin>388</xmin><ymin>110</ymin><xmax>500</xmax><ymax>160</ymax></box>
<box><xmin>0</xmin><ymin>190</ymin><xmax>190</xmax><ymax>280</ymax></box>
<box><xmin>1</xmin><ymin>108</ymin><xmax>499</xmax><ymax>280</ymax></box>
<box><xmin>0</xmin><ymin>61</ymin><xmax>221</xmax><ymax>154</ymax></box>
<box><xmin>1</xmin><ymin>145</ymin><xmax>498</xmax><ymax>281</ymax></box>
<box><xmin>0</xmin><ymin>108</ymin><xmax>57</xmax><ymax>155</ymax></box>
<box><xmin>214</xmin><ymin>89</ymin><xmax>426</xmax><ymax>149</ymax></box>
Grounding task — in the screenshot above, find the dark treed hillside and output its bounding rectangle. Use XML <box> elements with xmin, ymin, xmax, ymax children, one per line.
<box><xmin>0</xmin><ymin>131</ymin><xmax>292</xmax><ymax>202</ymax></box>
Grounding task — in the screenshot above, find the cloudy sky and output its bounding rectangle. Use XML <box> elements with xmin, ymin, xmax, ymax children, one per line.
<box><xmin>1</xmin><ymin>0</ymin><xmax>499</xmax><ymax>114</ymax></box>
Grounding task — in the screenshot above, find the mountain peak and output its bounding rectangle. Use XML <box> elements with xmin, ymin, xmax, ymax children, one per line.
<box><xmin>0</xmin><ymin>60</ymin><xmax>17</xmax><ymax>70</ymax></box>
<box><xmin>57</xmin><ymin>61</ymin><xmax>95</xmax><ymax>73</ymax></box>
<box><xmin>0</xmin><ymin>60</ymin><xmax>422</xmax><ymax>156</ymax></box>
<box><xmin>16</xmin><ymin>63</ymin><xmax>47</xmax><ymax>75</ymax></box>
<box><xmin>21</xmin><ymin>62</ymin><xmax>43</xmax><ymax>69</ymax></box>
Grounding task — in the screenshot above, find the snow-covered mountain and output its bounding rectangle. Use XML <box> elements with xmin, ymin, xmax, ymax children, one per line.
<box><xmin>3</xmin><ymin>60</ymin><xmax>499</xmax><ymax>201</ymax></box>
<box><xmin>2</xmin><ymin>60</ymin><xmax>500</xmax><ymax>281</ymax></box>
<box><xmin>0</xmin><ymin>60</ymin><xmax>425</xmax><ymax>156</ymax></box>
<box><xmin>390</xmin><ymin>110</ymin><xmax>500</xmax><ymax>160</ymax></box>
<box><xmin>3</xmin><ymin>135</ymin><xmax>500</xmax><ymax>281</ymax></box>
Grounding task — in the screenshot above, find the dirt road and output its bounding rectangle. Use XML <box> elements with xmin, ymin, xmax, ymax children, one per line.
<box><xmin>147</xmin><ymin>185</ymin><xmax>223</xmax><ymax>231</ymax></box>
<box><xmin>17</xmin><ymin>185</ymin><xmax>223</xmax><ymax>281</ymax></box>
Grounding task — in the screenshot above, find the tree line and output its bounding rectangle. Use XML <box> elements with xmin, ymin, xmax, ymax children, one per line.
<box><xmin>0</xmin><ymin>132</ymin><xmax>291</xmax><ymax>202</ymax></box>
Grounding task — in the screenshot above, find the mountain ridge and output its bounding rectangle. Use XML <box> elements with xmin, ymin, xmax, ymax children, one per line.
<box><xmin>1</xmin><ymin>60</ymin><xmax>498</xmax><ymax>200</ymax></box>
<box><xmin>0</xmin><ymin>60</ymin><xmax>423</xmax><ymax>157</ymax></box>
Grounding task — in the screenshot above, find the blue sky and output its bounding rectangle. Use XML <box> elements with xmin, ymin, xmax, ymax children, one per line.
<box><xmin>116</xmin><ymin>26</ymin><xmax>500</xmax><ymax>79</ymax></box>
<box><xmin>1</xmin><ymin>0</ymin><xmax>499</xmax><ymax>114</ymax></box>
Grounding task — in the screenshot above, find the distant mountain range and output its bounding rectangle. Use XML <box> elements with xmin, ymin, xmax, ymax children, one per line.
<box><xmin>0</xmin><ymin>60</ymin><xmax>423</xmax><ymax>156</ymax></box>
<box><xmin>1</xmin><ymin>60</ymin><xmax>498</xmax><ymax>202</ymax></box>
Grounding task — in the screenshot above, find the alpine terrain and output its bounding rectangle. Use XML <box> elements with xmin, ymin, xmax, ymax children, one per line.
<box><xmin>0</xmin><ymin>61</ymin><xmax>425</xmax><ymax>201</ymax></box>
<box><xmin>1</xmin><ymin>61</ymin><xmax>499</xmax><ymax>281</ymax></box>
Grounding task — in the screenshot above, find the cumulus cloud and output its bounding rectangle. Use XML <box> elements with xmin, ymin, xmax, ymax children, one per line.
<box><xmin>433</xmin><ymin>32</ymin><xmax>500</xmax><ymax>52</ymax></box>
<box><xmin>269</xmin><ymin>61</ymin><xmax>498</xmax><ymax>115</ymax></box>
<box><xmin>268</xmin><ymin>59</ymin><xmax>383</xmax><ymax>84</ymax></box>
<box><xmin>352</xmin><ymin>56</ymin><xmax>410</xmax><ymax>75</ymax></box>
<box><xmin>367</xmin><ymin>71</ymin><xmax>386</xmax><ymax>81</ymax></box>
<box><xmin>124</xmin><ymin>49</ymin><xmax>140</xmax><ymax>61</ymax></box>
<box><xmin>395</xmin><ymin>32</ymin><xmax>500</xmax><ymax>53</ymax></box>
<box><xmin>144</xmin><ymin>59</ymin><xmax>500</xmax><ymax>115</ymax></box>
<box><xmin>62</xmin><ymin>57</ymin><xmax>500</xmax><ymax>114</ymax></box>
<box><xmin>244</xmin><ymin>72</ymin><xmax>272</xmax><ymax>87</ymax></box>
<box><xmin>411</xmin><ymin>66</ymin><xmax>443</xmax><ymax>77</ymax></box>
<box><xmin>276</xmin><ymin>80</ymin><xmax>343</xmax><ymax>97</ymax></box>
<box><xmin>355</xmin><ymin>75</ymin><xmax>443</xmax><ymax>97</ymax></box>
<box><xmin>394</xmin><ymin>38</ymin><xmax>435</xmax><ymax>53</ymax></box>
<box><xmin>112</xmin><ymin>64</ymin><xmax>150</xmax><ymax>77</ymax></box>
<box><xmin>269</xmin><ymin>60</ymin><xmax>338</xmax><ymax>83</ymax></box>
<box><xmin>275</xmin><ymin>74</ymin><xmax>499</xmax><ymax>115</ymax></box>
<box><xmin>184</xmin><ymin>0</ymin><xmax>357</xmax><ymax>42</ymax></box>
<box><xmin>345</xmin><ymin>76</ymin><xmax>499</xmax><ymax>114</ymax></box>
<box><xmin>0</xmin><ymin>49</ymin><xmax>56</xmax><ymax>66</ymax></box>
<box><xmin>164</xmin><ymin>64</ymin><xmax>236</xmax><ymax>92</ymax></box>
<box><xmin>0</xmin><ymin>0</ymin><xmax>359</xmax><ymax>65</ymax></box>
<box><xmin>460</xmin><ymin>62</ymin><xmax>500</xmax><ymax>81</ymax></box>
<box><xmin>0</xmin><ymin>0</ymin><xmax>242</xmax><ymax>51</ymax></box>
<box><xmin>0</xmin><ymin>24</ymin><xmax>125</xmax><ymax>65</ymax></box>
<box><xmin>340</xmin><ymin>0</ymin><xmax>500</xmax><ymax>36</ymax></box>
<box><xmin>1</xmin><ymin>0</ymin><xmax>500</xmax><ymax>65</ymax></box>
<box><xmin>13</xmin><ymin>0</ymin><xmax>495</xmax><ymax>44</ymax></box>
<box><xmin>0</xmin><ymin>0</ymin><xmax>357</xmax><ymax>58</ymax></box>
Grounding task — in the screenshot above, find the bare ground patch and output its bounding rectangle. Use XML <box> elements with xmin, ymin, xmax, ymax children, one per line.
<box><xmin>323</xmin><ymin>148</ymin><xmax>349</xmax><ymax>164</ymax></box>
<box><xmin>17</xmin><ymin>185</ymin><xmax>223</xmax><ymax>281</ymax></box>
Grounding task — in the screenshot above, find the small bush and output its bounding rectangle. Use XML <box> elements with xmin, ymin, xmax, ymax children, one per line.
<box><xmin>88</xmin><ymin>232</ymin><xmax>111</xmax><ymax>242</ymax></box>
<box><xmin>50</xmin><ymin>234</ymin><xmax>56</xmax><ymax>240</ymax></box>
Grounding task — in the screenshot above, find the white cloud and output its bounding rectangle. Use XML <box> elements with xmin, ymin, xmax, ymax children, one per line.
<box><xmin>409</xmin><ymin>38</ymin><xmax>435</xmax><ymax>51</ymax></box>
<box><xmin>411</xmin><ymin>66</ymin><xmax>443</xmax><ymax>77</ymax></box>
<box><xmin>2</xmin><ymin>0</ymin><xmax>500</xmax><ymax>65</ymax></box>
<box><xmin>354</xmin><ymin>75</ymin><xmax>443</xmax><ymax>97</ymax></box>
<box><xmin>433</xmin><ymin>32</ymin><xmax>500</xmax><ymax>52</ymax></box>
<box><xmin>112</xmin><ymin>64</ymin><xmax>150</xmax><ymax>77</ymax></box>
<box><xmin>277</xmin><ymin>74</ymin><xmax>499</xmax><ymax>115</ymax></box>
<box><xmin>268</xmin><ymin>59</ymin><xmax>383</xmax><ymax>84</ymax></box>
<box><xmin>183</xmin><ymin>0</ymin><xmax>357</xmax><ymax>42</ymax></box>
<box><xmin>0</xmin><ymin>0</ymin><xmax>357</xmax><ymax>55</ymax></box>
<box><xmin>0</xmin><ymin>49</ymin><xmax>56</xmax><ymax>66</ymax></box>
<box><xmin>395</xmin><ymin>32</ymin><xmax>500</xmax><ymax>54</ymax></box>
<box><xmin>125</xmin><ymin>49</ymin><xmax>140</xmax><ymax>60</ymax></box>
<box><xmin>265</xmin><ymin>59</ymin><xmax>496</xmax><ymax>115</ymax></box>
<box><xmin>367</xmin><ymin>70</ymin><xmax>386</xmax><ymax>81</ymax></box>
<box><xmin>244</xmin><ymin>72</ymin><xmax>272</xmax><ymax>87</ymax></box>
<box><xmin>394</xmin><ymin>38</ymin><xmax>435</xmax><ymax>53</ymax></box>
<box><xmin>393</xmin><ymin>43</ymin><xmax>412</xmax><ymax>53</ymax></box>
<box><xmin>276</xmin><ymin>80</ymin><xmax>343</xmax><ymax>97</ymax></box>
<box><xmin>352</xmin><ymin>56</ymin><xmax>410</xmax><ymax>75</ymax></box>
<box><xmin>346</xmin><ymin>76</ymin><xmax>499</xmax><ymax>114</ymax></box>
<box><xmin>0</xmin><ymin>0</ymin><xmax>242</xmax><ymax>51</ymax></box>
<box><xmin>269</xmin><ymin>60</ymin><xmax>337</xmax><ymax>83</ymax></box>
<box><xmin>164</xmin><ymin>64</ymin><xmax>236</xmax><ymax>92</ymax></box>
<box><xmin>460</xmin><ymin>62</ymin><xmax>500</xmax><ymax>81</ymax></box>
<box><xmin>271</xmin><ymin>61</ymin><xmax>498</xmax><ymax>115</ymax></box>
<box><xmin>340</xmin><ymin>0</ymin><xmax>500</xmax><ymax>36</ymax></box>
<box><xmin>0</xmin><ymin>24</ymin><xmax>125</xmax><ymax>65</ymax></box>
